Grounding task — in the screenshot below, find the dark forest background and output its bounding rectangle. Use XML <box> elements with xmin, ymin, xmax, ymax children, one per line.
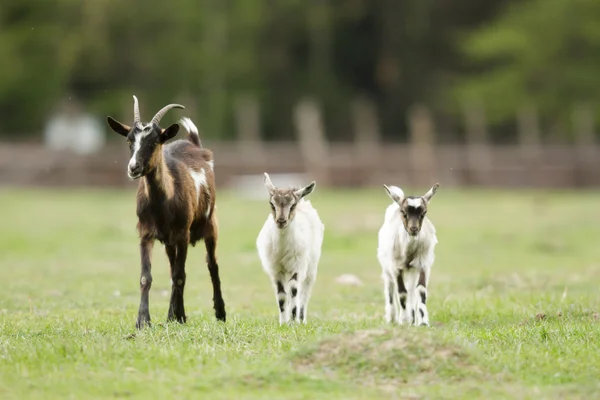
<box><xmin>1</xmin><ymin>0</ymin><xmax>599</xmax><ymax>143</ymax></box>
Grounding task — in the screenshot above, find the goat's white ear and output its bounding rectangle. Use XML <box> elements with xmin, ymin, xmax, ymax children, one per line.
<box><xmin>295</xmin><ymin>181</ymin><xmax>316</xmax><ymax>199</ymax></box>
<box><xmin>264</xmin><ymin>172</ymin><xmax>276</xmax><ymax>194</ymax></box>
<box><xmin>422</xmin><ymin>183</ymin><xmax>440</xmax><ymax>203</ymax></box>
<box><xmin>383</xmin><ymin>184</ymin><xmax>404</xmax><ymax>203</ymax></box>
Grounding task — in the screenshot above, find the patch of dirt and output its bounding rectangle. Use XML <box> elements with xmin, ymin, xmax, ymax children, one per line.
<box><xmin>334</xmin><ymin>274</ymin><xmax>363</xmax><ymax>286</ymax></box>
<box><xmin>291</xmin><ymin>328</ymin><xmax>488</xmax><ymax>389</ymax></box>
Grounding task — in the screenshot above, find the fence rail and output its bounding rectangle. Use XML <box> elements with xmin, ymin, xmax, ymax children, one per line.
<box><xmin>1</xmin><ymin>141</ymin><xmax>599</xmax><ymax>189</ymax></box>
<box><xmin>1</xmin><ymin>99</ymin><xmax>598</xmax><ymax>189</ymax></box>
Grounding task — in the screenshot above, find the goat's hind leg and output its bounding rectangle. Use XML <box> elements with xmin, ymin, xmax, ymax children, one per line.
<box><xmin>288</xmin><ymin>273</ymin><xmax>300</xmax><ymax>321</ymax></box>
<box><xmin>204</xmin><ymin>217</ymin><xmax>226</xmax><ymax>322</ymax></box>
<box><xmin>136</xmin><ymin>239</ymin><xmax>154</xmax><ymax>329</ymax></box>
<box><xmin>291</xmin><ymin>272</ymin><xmax>314</xmax><ymax>324</ymax></box>
<box><xmin>167</xmin><ymin>241</ymin><xmax>187</xmax><ymax>323</ymax></box>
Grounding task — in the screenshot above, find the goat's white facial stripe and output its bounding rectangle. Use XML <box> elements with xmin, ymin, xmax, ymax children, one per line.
<box><xmin>406</xmin><ymin>198</ymin><xmax>424</xmax><ymax>208</ymax></box>
<box><xmin>128</xmin><ymin>129</ymin><xmax>152</xmax><ymax>171</ymax></box>
<box><xmin>207</xmin><ymin>160</ymin><xmax>214</xmax><ymax>171</ymax></box>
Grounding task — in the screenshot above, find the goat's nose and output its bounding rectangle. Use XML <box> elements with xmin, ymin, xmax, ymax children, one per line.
<box><xmin>129</xmin><ymin>163</ymin><xmax>140</xmax><ymax>172</ymax></box>
<box><xmin>277</xmin><ymin>218</ymin><xmax>286</xmax><ymax>224</ymax></box>
<box><xmin>410</xmin><ymin>227</ymin><xmax>419</xmax><ymax>233</ymax></box>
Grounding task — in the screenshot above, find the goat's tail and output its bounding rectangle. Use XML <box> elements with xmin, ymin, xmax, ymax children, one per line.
<box><xmin>179</xmin><ymin>117</ymin><xmax>202</xmax><ymax>148</ymax></box>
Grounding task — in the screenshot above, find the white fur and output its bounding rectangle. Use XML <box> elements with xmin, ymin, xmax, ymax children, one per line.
<box><xmin>207</xmin><ymin>160</ymin><xmax>214</xmax><ymax>171</ymax></box>
<box><xmin>189</xmin><ymin>168</ymin><xmax>212</xmax><ymax>219</ymax></box>
<box><xmin>189</xmin><ymin>168</ymin><xmax>207</xmax><ymax>200</ymax></box>
<box><xmin>385</xmin><ymin>185</ymin><xmax>405</xmax><ymax>201</ymax></box>
<box><xmin>256</xmin><ymin>199</ymin><xmax>324</xmax><ymax>325</ymax></box>
<box><xmin>179</xmin><ymin>117</ymin><xmax>198</xmax><ymax>136</ymax></box>
<box><xmin>377</xmin><ymin>192</ymin><xmax>438</xmax><ymax>326</ymax></box>
<box><xmin>406</xmin><ymin>197</ymin><xmax>423</xmax><ymax>208</ymax></box>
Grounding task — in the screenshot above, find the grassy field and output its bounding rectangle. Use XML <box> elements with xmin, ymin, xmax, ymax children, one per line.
<box><xmin>1</xmin><ymin>186</ymin><xmax>599</xmax><ymax>399</ymax></box>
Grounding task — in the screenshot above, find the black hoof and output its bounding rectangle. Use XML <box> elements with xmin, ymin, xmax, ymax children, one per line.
<box><xmin>136</xmin><ymin>317</ymin><xmax>151</xmax><ymax>330</ymax></box>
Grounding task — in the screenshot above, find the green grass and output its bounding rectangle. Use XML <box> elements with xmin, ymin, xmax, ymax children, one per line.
<box><xmin>1</xmin><ymin>186</ymin><xmax>600</xmax><ymax>399</ymax></box>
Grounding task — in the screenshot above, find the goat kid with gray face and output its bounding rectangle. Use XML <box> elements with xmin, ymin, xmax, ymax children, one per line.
<box><xmin>256</xmin><ymin>173</ymin><xmax>324</xmax><ymax>325</ymax></box>
<box><xmin>106</xmin><ymin>96</ymin><xmax>226</xmax><ymax>329</ymax></box>
<box><xmin>377</xmin><ymin>183</ymin><xmax>440</xmax><ymax>326</ymax></box>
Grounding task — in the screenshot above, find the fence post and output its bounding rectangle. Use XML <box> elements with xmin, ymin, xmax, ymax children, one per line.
<box><xmin>351</xmin><ymin>96</ymin><xmax>381</xmax><ymax>184</ymax></box>
<box><xmin>463</xmin><ymin>102</ymin><xmax>491</xmax><ymax>185</ymax></box>
<box><xmin>516</xmin><ymin>103</ymin><xmax>541</xmax><ymax>182</ymax></box>
<box><xmin>293</xmin><ymin>98</ymin><xmax>330</xmax><ymax>185</ymax></box>
<box><xmin>235</xmin><ymin>95</ymin><xmax>264</xmax><ymax>163</ymax></box>
<box><xmin>407</xmin><ymin>104</ymin><xmax>436</xmax><ymax>187</ymax></box>
<box><xmin>572</xmin><ymin>102</ymin><xmax>597</xmax><ymax>186</ymax></box>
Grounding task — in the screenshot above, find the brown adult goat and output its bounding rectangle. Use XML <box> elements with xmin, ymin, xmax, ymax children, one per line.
<box><xmin>106</xmin><ymin>96</ymin><xmax>226</xmax><ymax>329</ymax></box>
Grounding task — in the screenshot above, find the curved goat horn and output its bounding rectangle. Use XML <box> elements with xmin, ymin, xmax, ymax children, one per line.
<box><xmin>133</xmin><ymin>95</ymin><xmax>141</xmax><ymax>123</ymax></box>
<box><xmin>151</xmin><ymin>103</ymin><xmax>185</xmax><ymax>126</ymax></box>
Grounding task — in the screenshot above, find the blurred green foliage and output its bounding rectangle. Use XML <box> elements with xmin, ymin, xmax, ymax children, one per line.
<box><xmin>0</xmin><ymin>0</ymin><xmax>597</xmax><ymax>140</ymax></box>
<box><xmin>453</xmin><ymin>0</ymin><xmax>600</xmax><ymax>138</ymax></box>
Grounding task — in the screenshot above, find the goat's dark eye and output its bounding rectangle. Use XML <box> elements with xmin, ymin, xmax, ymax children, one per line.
<box><xmin>270</xmin><ymin>203</ymin><xmax>275</xmax><ymax>211</ymax></box>
<box><xmin>290</xmin><ymin>204</ymin><xmax>297</xmax><ymax>212</ymax></box>
<box><xmin>400</xmin><ymin>211</ymin><xmax>407</xmax><ymax>217</ymax></box>
<box><xmin>126</xmin><ymin>139</ymin><xmax>132</xmax><ymax>145</ymax></box>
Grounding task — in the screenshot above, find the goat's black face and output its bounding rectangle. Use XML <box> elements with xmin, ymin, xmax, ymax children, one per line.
<box><xmin>106</xmin><ymin>118</ymin><xmax>180</xmax><ymax>180</ymax></box>
<box><xmin>125</xmin><ymin>123</ymin><xmax>162</xmax><ymax>179</ymax></box>
<box><xmin>383</xmin><ymin>183</ymin><xmax>440</xmax><ymax>237</ymax></box>
<box><xmin>400</xmin><ymin>197</ymin><xmax>427</xmax><ymax>236</ymax></box>
<box><xmin>106</xmin><ymin>96</ymin><xmax>184</xmax><ymax>180</ymax></box>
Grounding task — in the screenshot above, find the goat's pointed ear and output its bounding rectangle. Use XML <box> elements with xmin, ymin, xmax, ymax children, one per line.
<box><xmin>295</xmin><ymin>181</ymin><xmax>316</xmax><ymax>199</ymax></box>
<box><xmin>159</xmin><ymin>123</ymin><xmax>180</xmax><ymax>143</ymax></box>
<box><xmin>264</xmin><ymin>172</ymin><xmax>276</xmax><ymax>194</ymax></box>
<box><xmin>383</xmin><ymin>184</ymin><xmax>404</xmax><ymax>203</ymax></box>
<box><xmin>106</xmin><ymin>116</ymin><xmax>131</xmax><ymax>137</ymax></box>
<box><xmin>422</xmin><ymin>183</ymin><xmax>440</xmax><ymax>204</ymax></box>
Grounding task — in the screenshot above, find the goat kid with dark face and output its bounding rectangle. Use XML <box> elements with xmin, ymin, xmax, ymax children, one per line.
<box><xmin>256</xmin><ymin>173</ymin><xmax>325</xmax><ymax>325</ymax></box>
<box><xmin>377</xmin><ymin>183</ymin><xmax>440</xmax><ymax>326</ymax></box>
<box><xmin>106</xmin><ymin>96</ymin><xmax>226</xmax><ymax>329</ymax></box>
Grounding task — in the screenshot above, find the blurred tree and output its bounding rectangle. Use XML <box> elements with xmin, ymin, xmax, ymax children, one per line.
<box><xmin>0</xmin><ymin>0</ymin><xmax>89</xmax><ymax>134</ymax></box>
<box><xmin>0</xmin><ymin>0</ymin><xmax>531</xmax><ymax>141</ymax></box>
<box><xmin>453</xmin><ymin>0</ymin><xmax>600</xmax><ymax>138</ymax></box>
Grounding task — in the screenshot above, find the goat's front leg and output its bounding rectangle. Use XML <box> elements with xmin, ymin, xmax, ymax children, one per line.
<box><xmin>273</xmin><ymin>274</ymin><xmax>289</xmax><ymax>325</ymax></box>
<box><xmin>167</xmin><ymin>241</ymin><xmax>187</xmax><ymax>323</ymax></box>
<box><xmin>416</xmin><ymin>268</ymin><xmax>430</xmax><ymax>326</ymax></box>
<box><xmin>136</xmin><ymin>239</ymin><xmax>154</xmax><ymax>329</ymax></box>
<box><xmin>384</xmin><ymin>272</ymin><xmax>398</xmax><ymax>324</ymax></box>
<box><xmin>402</xmin><ymin>268</ymin><xmax>420</xmax><ymax>326</ymax></box>
<box><xmin>396</xmin><ymin>269</ymin><xmax>408</xmax><ymax>325</ymax></box>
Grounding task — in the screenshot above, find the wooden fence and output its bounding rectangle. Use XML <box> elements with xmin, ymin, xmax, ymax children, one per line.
<box><xmin>0</xmin><ymin>99</ymin><xmax>599</xmax><ymax>189</ymax></box>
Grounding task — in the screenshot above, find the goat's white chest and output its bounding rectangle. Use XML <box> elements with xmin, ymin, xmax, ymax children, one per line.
<box><xmin>267</xmin><ymin>224</ymin><xmax>307</xmax><ymax>270</ymax></box>
<box><xmin>393</xmin><ymin>234</ymin><xmax>425</xmax><ymax>267</ymax></box>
